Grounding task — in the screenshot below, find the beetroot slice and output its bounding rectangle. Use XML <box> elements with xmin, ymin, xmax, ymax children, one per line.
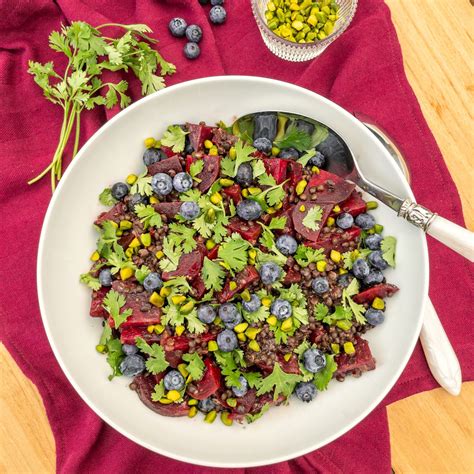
<box><xmin>153</xmin><ymin>201</ymin><xmax>182</xmax><ymax>219</ymax></box>
<box><xmin>227</xmin><ymin>217</ymin><xmax>262</xmax><ymax>244</ymax></box>
<box><xmin>186</xmin><ymin>123</ymin><xmax>215</xmax><ymax>152</ymax></box>
<box><xmin>197</xmin><ymin>155</ymin><xmax>221</xmax><ymax>192</ymax></box>
<box><xmin>335</xmin><ymin>337</ymin><xmax>376</xmax><ymax>377</ymax></box>
<box><xmin>191</xmin><ymin>274</ymin><xmax>207</xmax><ymax>300</ymax></box>
<box><xmin>120</xmin><ymin>327</ymin><xmax>161</xmax><ymax>345</ymax></box>
<box><xmin>263</xmin><ymin>158</ymin><xmax>287</xmax><ymax>184</ymax></box>
<box><xmin>229</xmin><ymin>389</ymin><xmax>256</xmax><ymax>415</ymax></box>
<box><xmin>217</xmin><ymin>265</ymin><xmax>260</xmax><ymax>303</ymax></box>
<box><xmin>186</xmin><ymin>358</ymin><xmax>221</xmax><ymax>400</ymax></box>
<box><xmin>283</xmin><ymin>268</ymin><xmax>301</xmax><ymax>284</ymax></box>
<box><xmin>90</xmin><ymin>287</ymin><xmax>109</xmax><ymax>317</ymax></box>
<box><xmin>353</xmin><ymin>283</ymin><xmax>399</xmax><ymax>304</ymax></box>
<box><xmin>305</xmin><ymin>227</ymin><xmax>361</xmax><ymax>253</ymax></box>
<box><xmin>338</xmin><ymin>191</ymin><xmax>367</xmax><ymax>217</ymax></box>
<box><xmin>94</xmin><ymin>202</ymin><xmax>127</xmax><ymax>225</ymax></box>
<box><xmin>162</xmin><ymin>250</ymin><xmax>203</xmax><ymax>281</ymax></box>
<box><xmin>159</xmin><ymin>146</ymin><xmax>176</xmax><ymax>158</ymax></box>
<box><xmin>133</xmin><ymin>374</ymin><xmax>189</xmax><ymax>417</ymax></box>
<box><xmin>307</xmin><ymin>170</ymin><xmax>355</xmax><ymax>204</ymax></box>
<box><xmin>291</xmin><ymin>202</ymin><xmax>333</xmax><ymax>242</ymax></box>
<box><xmin>147</xmin><ymin>155</ymin><xmax>183</xmax><ymax>175</ymax></box>
<box><xmin>286</xmin><ymin>160</ymin><xmax>303</xmax><ymax>187</ymax></box>
<box><xmin>222</xmin><ymin>184</ymin><xmax>242</xmax><ymax>204</ymax></box>
<box><xmin>118</xmin><ymin>232</ymin><xmax>136</xmax><ymax>249</ymax></box>
<box><xmin>206</xmin><ymin>244</ymin><xmax>219</xmax><ymax>260</ymax></box>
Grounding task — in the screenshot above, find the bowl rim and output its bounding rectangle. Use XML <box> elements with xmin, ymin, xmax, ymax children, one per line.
<box><xmin>37</xmin><ymin>75</ymin><xmax>428</xmax><ymax>467</ymax></box>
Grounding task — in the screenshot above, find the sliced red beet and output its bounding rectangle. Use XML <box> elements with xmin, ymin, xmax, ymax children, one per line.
<box><xmin>229</xmin><ymin>389</ymin><xmax>256</xmax><ymax>415</ymax></box>
<box><xmin>186</xmin><ymin>358</ymin><xmax>221</xmax><ymax>400</ymax></box>
<box><xmin>217</xmin><ymin>265</ymin><xmax>260</xmax><ymax>303</ymax></box>
<box><xmin>118</xmin><ymin>232</ymin><xmax>135</xmax><ymax>249</ymax></box>
<box><xmin>286</xmin><ymin>160</ymin><xmax>304</xmax><ymax>186</ymax></box>
<box><xmin>307</xmin><ymin>170</ymin><xmax>356</xmax><ymax>204</ymax></box>
<box><xmin>186</xmin><ymin>123</ymin><xmax>215</xmax><ymax>151</ymax></box>
<box><xmin>94</xmin><ymin>202</ymin><xmax>127</xmax><ymax>225</ymax></box>
<box><xmin>306</xmin><ymin>227</ymin><xmax>361</xmax><ymax>253</ymax></box>
<box><xmin>197</xmin><ymin>155</ymin><xmax>221</xmax><ymax>192</ymax></box>
<box><xmin>120</xmin><ymin>327</ymin><xmax>161</xmax><ymax>345</ymax></box>
<box><xmin>338</xmin><ymin>191</ymin><xmax>367</xmax><ymax>217</ymax></box>
<box><xmin>191</xmin><ymin>274</ymin><xmax>206</xmax><ymax>300</ymax></box>
<box><xmin>283</xmin><ymin>268</ymin><xmax>302</xmax><ymax>284</ymax></box>
<box><xmin>133</xmin><ymin>374</ymin><xmax>189</xmax><ymax>417</ymax></box>
<box><xmin>253</xmin><ymin>354</ymin><xmax>300</xmax><ymax>375</ymax></box>
<box><xmin>227</xmin><ymin>217</ymin><xmax>262</xmax><ymax>244</ymax></box>
<box><xmin>353</xmin><ymin>283</ymin><xmax>399</xmax><ymax>304</ymax></box>
<box><xmin>162</xmin><ymin>250</ymin><xmax>203</xmax><ymax>281</ymax></box>
<box><xmin>207</xmin><ymin>245</ymin><xmax>219</xmax><ymax>260</ymax></box>
<box><xmin>159</xmin><ymin>146</ymin><xmax>176</xmax><ymax>158</ymax></box>
<box><xmin>152</xmin><ymin>201</ymin><xmax>182</xmax><ymax>219</ymax></box>
<box><xmin>291</xmin><ymin>202</ymin><xmax>333</xmax><ymax>242</ymax></box>
<box><xmin>263</xmin><ymin>158</ymin><xmax>287</xmax><ymax>184</ymax></box>
<box><xmin>185</xmin><ymin>155</ymin><xmax>193</xmax><ymax>173</ymax></box>
<box><xmin>335</xmin><ymin>337</ymin><xmax>376</xmax><ymax>377</ymax></box>
<box><xmin>147</xmin><ymin>155</ymin><xmax>183</xmax><ymax>175</ymax></box>
<box><xmin>222</xmin><ymin>184</ymin><xmax>242</xmax><ymax>204</ymax></box>
<box><xmin>90</xmin><ymin>287</ymin><xmax>109</xmax><ymax>317</ymax></box>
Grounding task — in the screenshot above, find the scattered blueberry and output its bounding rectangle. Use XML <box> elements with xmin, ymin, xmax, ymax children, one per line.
<box><xmin>99</xmin><ymin>268</ymin><xmax>113</xmax><ymax>287</ymax></box>
<box><xmin>308</xmin><ymin>151</ymin><xmax>326</xmax><ymax>168</ymax></box>
<box><xmin>211</xmin><ymin>0</ymin><xmax>224</xmax><ymax>4</ymax></box>
<box><xmin>217</xmin><ymin>329</ymin><xmax>238</xmax><ymax>352</ymax></box>
<box><xmin>337</xmin><ymin>273</ymin><xmax>353</xmax><ymax>288</ymax></box>
<box><xmin>122</xmin><ymin>344</ymin><xmax>138</xmax><ymax>356</ymax></box>
<box><xmin>209</xmin><ymin>5</ymin><xmax>227</xmax><ymax>24</ymax></box>
<box><xmin>173</xmin><ymin>172</ymin><xmax>193</xmax><ymax>193</ymax></box>
<box><xmin>352</xmin><ymin>258</ymin><xmax>370</xmax><ymax>280</ymax></box>
<box><xmin>219</xmin><ymin>303</ymin><xmax>242</xmax><ymax>328</ymax></box>
<box><xmin>311</xmin><ymin>277</ymin><xmax>329</xmax><ymax>295</ymax></box>
<box><xmin>198</xmin><ymin>398</ymin><xmax>216</xmax><ymax>413</ymax></box>
<box><xmin>163</xmin><ymin>370</ymin><xmax>185</xmax><ymax>391</ymax></box>
<box><xmin>276</xmin><ymin>234</ymin><xmax>298</xmax><ymax>256</ymax></box>
<box><xmin>224</xmin><ymin>312</ymin><xmax>242</xmax><ymax>329</ymax></box>
<box><xmin>111</xmin><ymin>182</ymin><xmax>129</xmax><ymax>200</ymax></box>
<box><xmin>143</xmin><ymin>272</ymin><xmax>163</xmax><ymax>292</ymax></box>
<box><xmin>368</xmin><ymin>250</ymin><xmax>389</xmax><ymax>270</ymax></box>
<box><xmin>235</xmin><ymin>163</ymin><xmax>253</xmax><ymax>187</ymax></box>
<box><xmin>295</xmin><ymin>381</ymin><xmax>317</xmax><ymax>403</ymax></box>
<box><xmin>184</xmin><ymin>42</ymin><xmax>200</xmax><ymax>60</ymax></box>
<box><xmin>365</xmin><ymin>233</ymin><xmax>383</xmax><ymax>250</ymax></box>
<box><xmin>253</xmin><ymin>137</ymin><xmax>272</xmax><ymax>154</ymax></box>
<box><xmin>365</xmin><ymin>308</ymin><xmax>385</xmax><ymax>325</ymax></box>
<box><xmin>364</xmin><ymin>269</ymin><xmax>384</xmax><ymax>286</ymax></box>
<box><xmin>168</xmin><ymin>17</ymin><xmax>187</xmax><ymax>37</ymax></box>
<box><xmin>232</xmin><ymin>375</ymin><xmax>248</xmax><ymax>397</ymax></box>
<box><xmin>128</xmin><ymin>193</ymin><xmax>148</xmax><ymax>212</ymax></box>
<box><xmin>253</xmin><ymin>113</ymin><xmax>278</xmax><ymax>141</ymax></box>
<box><xmin>336</xmin><ymin>212</ymin><xmax>354</xmax><ymax>230</ymax></box>
<box><xmin>236</xmin><ymin>199</ymin><xmax>262</xmax><ymax>221</ymax></box>
<box><xmin>303</xmin><ymin>348</ymin><xmax>326</xmax><ymax>373</ymax></box>
<box><xmin>278</xmin><ymin>148</ymin><xmax>299</xmax><ymax>160</ymax></box>
<box><xmin>242</xmin><ymin>294</ymin><xmax>261</xmax><ymax>313</ymax></box>
<box><xmin>179</xmin><ymin>201</ymin><xmax>200</xmax><ymax>220</ymax></box>
<box><xmin>259</xmin><ymin>262</ymin><xmax>281</xmax><ymax>285</ymax></box>
<box><xmin>120</xmin><ymin>354</ymin><xmax>145</xmax><ymax>377</ymax></box>
<box><xmin>197</xmin><ymin>304</ymin><xmax>216</xmax><ymax>324</ymax></box>
<box><xmin>271</xmin><ymin>299</ymin><xmax>293</xmax><ymax>320</ymax></box>
<box><xmin>296</xmin><ymin>119</ymin><xmax>315</xmax><ymax>136</ymax></box>
<box><xmin>185</xmin><ymin>24</ymin><xmax>203</xmax><ymax>43</ymax></box>
<box><xmin>151</xmin><ymin>173</ymin><xmax>173</xmax><ymax>195</ymax></box>
<box><xmin>355</xmin><ymin>213</ymin><xmax>376</xmax><ymax>230</ymax></box>
<box><xmin>143</xmin><ymin>147</ymin><xmax>166</xmax><ymax>166</ymax></box>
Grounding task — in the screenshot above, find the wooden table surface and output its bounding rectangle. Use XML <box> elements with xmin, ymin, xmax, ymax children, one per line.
<box><xmin>1</xmin><ymin>1</ymin><xmax>473</xmax><ymax>472</ymax></box>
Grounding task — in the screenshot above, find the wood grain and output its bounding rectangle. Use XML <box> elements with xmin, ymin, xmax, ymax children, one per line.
<box><xmin>1</xmin><ymin>1</ymin><xmax>473</xmax><ymax>472</ymax></box>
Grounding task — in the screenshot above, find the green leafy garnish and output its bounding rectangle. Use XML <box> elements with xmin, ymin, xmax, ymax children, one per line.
<box><xmin>135</xmin><ymin>265</ymin><xmax>151</xmax><ymax>284</ymax></box>
<box><xmin>202</xmin><ymin>257</ymin><xmax>226</xmax><ymax>291</ymax></box>
<box><xmin>158</xmin><ymin>237</ymin><xmax>182</xmax><ymax>272</ymax></box>
<box><xmin>180</xmin><ymin>188</ymin><xmax>202</xmax><ymax>202</ymax></box>
<box><xmin>342</xmin><ymin>248</ymin><xmax>372</xmax><ymax>270</ymax></box>
<box><xmin>246</xmin><ymin>403</ymin><xmax>270</xmax><ymax>423</ymax></box>
<box><xmin>103</xmin><ymin>290</ymin><xmax>132</xmax><ymax>328</ymax></box>
<box><xmin>168</xmin><ymin>223</ymin><xmax>197</xmax><ymax>253</ymax></box>
<box><xmin>106</xmin><ymin>242</ymin><xmax>136</xmax><ymax>274</ymax></box>
<box><xmin>297</xmin><ymin>149</ymin><xmax>316</xmax><ymax>167</ymax></box>
<box><xmin>242</xmin><ymin>303</ymin><xmax>269</xmax><ymax>324</ymax></box>
<box><xmin>294</xmin><ymin>245</ymin><xmax>325</xmax><ymax>267</ymax></box>
<box><xmin>189</xmin><ymin>159</ymin><xmax>204</xmax><ymax>182</ymax></box>
<box><xmin>182</xmin><ymin>352</ymin><xmax>205</xmax><ymax>381</ymax></box>
<box><xmin>251</xmin><ymin>159</ymin><xmax>267</xmax><ymax>179</ymax></box>
<box><xmin>217</xmin><ymin>233</ymin><xmax>250</xmax><ymax>273</ymax></box>
<box><xmin>135</xmin><ymin>204</ymin><xmax>162</xmax><ymax>229</ymax></box>
<box><xmin>98</xmin><ymin>323</ymin><xmax>113</xmax><ymax>346</ymax></box>
<box><xmin>161</xmin><ymin>125</ymin><xmax>188</xmax><ymax>153</ymax></box>
<box><xmin>106</xmin><ymin>338</ymin><xmax>124</xmax><ymax>380</ymax></box>
<box><xmin>96</xmin><ymin>220</ymin><xmax>119</xmax><ymax>256</ymax></box>
<box><xmin>245</xmin><ymin>371</ymin><xmax>263</xmax><ymax>389</ymax></box>
<box><xmin>220</xmin><ymin>140</ymin><xmax>256</xmax><ymax>177</ymax></box>
<box><xmin>275</xmin><ymin>127</ymin><xmax>312</xmax><ymax>152</ymax></box>
<box><xmin>99</xmin><ymin>187</ymin><xmax>117</xmax><ymax>206</ymax></box>
<box><xmin>151</xmin><ymin>380</ymin><xmax>165</xmax><ymax>402</ymax></box>
<box><xmin>80</xmin><ymin>272</ymin><xmax>101</xmax><ymax>290</ymax></box>
<box><xmin>381</xmin><ymin>236</ymin><xmax>397</xmax><ymax>267</ymax></box>
<box><xmin>136</xmin><ymin>337</ymin><xmax>169</xmax><ymax>374</ymax></box>
<box><xmin>257</xmin><ymin>217</ymin><xmax>286</xmax><ymax>251</ymax></box>
<box><xmin>314</xmin><ymin>355</ymin><xmax>337</xmax><ymax>391</ymax></box>
<box><xmin>130</xmin><ymin>171</ymin><xmax>153</xmax><ymax>196</ymax></box>
<box><xmin>257</xmin><ymin>171</ymin><xmax>277</xmax><ymax>187</ymax></box>
<box><xmin>342</xmin><ymin>279</ymin><xmax>367</xmax><ymax>325</ymax></box>
<box><xmin>214</xmin><ymin>350</ymin><xmax>246</xmax><ymax>388</ymax></box>
<box><xmin>302</xmin><ymin>205</ymin><xmax>323</xmax><ymax>231</ymax></box>
<box><xmin>256</xmin><ymin>362</ymin><xmax>303</xmax><ymax>401</ymax></box>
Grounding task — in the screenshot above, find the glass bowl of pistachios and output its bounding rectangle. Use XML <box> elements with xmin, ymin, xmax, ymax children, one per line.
<box><xmin>251</xmin><ymin>0</ymin><xmax>358</xmax><ymax>62</ymax></box>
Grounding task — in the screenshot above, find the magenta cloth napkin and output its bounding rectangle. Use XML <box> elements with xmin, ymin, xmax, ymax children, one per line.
<box><xmin>1</xmin><ymin>0</ymin><xmax>473</xmax><ymax>472</ymax></box>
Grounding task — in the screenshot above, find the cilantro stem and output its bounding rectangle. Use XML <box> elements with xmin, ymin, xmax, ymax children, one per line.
<box><xmin>72</xmin><ymin>110</ymin><xmax>81</xmax><ymax>158</ymax></box>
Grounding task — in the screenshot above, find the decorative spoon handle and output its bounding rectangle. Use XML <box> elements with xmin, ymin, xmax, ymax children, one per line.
<box><xmin>398</xmin><ymin>199</ymin><xmax>474</xmax><ymax>262</ymax></box>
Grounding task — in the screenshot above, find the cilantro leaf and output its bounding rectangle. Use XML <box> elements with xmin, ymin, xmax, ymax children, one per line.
<box><xmin>314</xmin><ymin>303</ymin><xmax>329</xmax><ymax>321</ymax></box>
<box><xmin>302</xmin><ymin>205</ymin><xmax>323</xmax><ymax>231</ymax></box>
<box><xmin>80</xmin><ymin>272</ymin><xmax>101</xmax><ymax>290</ymax></box>
<box><xmin>275</xmin><ymin>126</ymin><xmax>312</xmax><ymax>152</ymax></box>
<box><xmin>136</xmin><ymin>337</ymin><xmax>169</xmax><ymax>374</ymax></box>
<box><xmin>135</xmin><ymin>265</ymin><xmax>151</xmax><ymax>284</ymax></box>
<box><xmin>130</xmin><ymin>171</ymin><xmax>153</xmax><ymax>196</ymax></box>
<box><xmin>214</xmin><ymin>351</ymin><xmax>244</xmax><ymax>388</ymax></box>
<box><xmin>266</xmin><ymin>185</ymin><xmax>286</xmax><ymax>207</ymax></box>
<box><xmin>245</xmin><ymin>371</ymin><xmax>263</xmax><ymax>389</ymax></box>
<box><xmin>182</xmin><ymin>352</ymin><xmax>205</xmax><ymax>381</ymax></box>
<box><xmin>103</xmin><ymin>289</ymin><xmax>132</xmax><ymax>328</ymax></box>
<box><xmin>106</xmin><ymin>338</ymin><xmax>124</xmax><ymax>380</ymax></box>
<box><xmin>218</xmin><ymin>233</ymin><xmax>250</xmax><ymax>272</ymax></box>
<box><xmin>135</xmin><ymin>204</ymin><xmax>162</xmax><ymax>229</ymax></box>
<box><xmin>342</xmin><ymin>248</ymin><xmax>372</xmax><ymax>270</ymax></box>
<box><xmin>251</xmin><ymin>159</ymin><xmax>267</xmax><ymax>179</ymax></box>
<box><xmin>242</xmin><ymin>304</ymin><xmax>269</xmax><ymax>324</ymax></box>
<box><xmin>342</xmin><ymin>279</ymin><xmax>367</xmax><ymax>324</ymax></box>
<box><xmin>268</xmin><ymin>216</ymin><xmax>287</xmax><ymax>230</ymax></box>
<box><xmin>99</xmin><ymin>187</ymin><xmax>118</xmax><ymax>206</ymax></box>
<box><xmin>160</xmin><ymin>125</ymin><xmax>188</xmax><ymax>153</ymax></box>
<box><xmin>202</xmin><ymin>257</ymin><xmax>226</xmax><ymax>291</ymax></box>
<box><xmin>180</xmin><ymin>188</ymin><xmax>202</xmax><ymax>202</ymax></box>
<box><xmin>257</xmin><ymin>172</ymin><xmax>277</xmax><ymax>187</ymax></box>
<box><xmin>151</xmin><ymin>380</ymin><xmax>165</xmax><ymax>402</ymax></box>
<box><xmin>158</xmin><ymin>237</ymin><xmax>181</xmax><ymax>272</ymax></box>
<box><xmin>294</xmin><ymin>245</ymin><xmax>325</xmax><ymax>267</ymax></box>
<box><xmin>96</xmin><ymin>220</ymin><xmax>119</xmax><ymax>256</ymax></box>
<box><xmin>168</xmin><ymin>223</ymin><xmax>197</xmax><ymax>253</ymax></box>
<box><xmin>106</xmin><ymin>242</ymin><xmax>136</xmax><ymax>274</ymax></box>
<box><xmin>296</xmin><ymin>149</ymin><xmax>316</xmax><ymax>167</ymax></box>
<box><xmin>98</xmin><ymin>322</ymin><xmax>112</xmax><ymax>346</ymax></box>
<box><xmin>314</xmin><ymin>355</ymin><xmax>337</xmax><ymax>391</ymax></box>
<box><xmin>185</xmin><ymin>310</ymin><xmax>207</xmax><ymax>334</ymax></box>
<box><xmin>246</xmin><ymin>403</ymin><xmax>270</xmax><ymax>424</ymax></box>
<box><xmin>381</xmin><ymin>236</ymin><xmax>397</xmax><ymax>267</ymax></box>
<box><xmin>220</xmin><ymin>140</ymin><xmax>255</xmax><ymax>177</ymax></box>
<box><xmin>256</xmin><ymin>362</ymin><xmax>303</xmax><ymax>401</ymax></box>
<box><xmin>189</xmin><ymin>159</ymin><xmax>204</xmax><ymax>182</ymax></box>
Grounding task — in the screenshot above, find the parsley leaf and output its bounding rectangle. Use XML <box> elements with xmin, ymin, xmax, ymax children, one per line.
<box><xmin>136</xmin><ymin>337</ymin><xmax>169</xmax><ymax>374</ymax></box>
<box><xmin>302</xmin><ymin>205</ymin><xmax>323</xmax><ymax>231</ymax></box>
<box><xmin>256</xmin><ymin>363</ymin><xmax>303</xmax><ymax>400</ymax></box>
<box><xmin>151</xmin><ymin>380</ymin><xmax>165</xmax><ymax>402</ymax></box>
<box><xmin>246</xmin><ymin>403</ymin><xmax>270</xmax><ymax>424</ymax></box>
<box><xmin>189</xmin><ymin>159</ymin><xmax>204</xmax><ymax>182</ymax></box>
<box><xmin>103</xmin><ymin>290</ymin><xmax>132</xmax><ymax>328</ymax></box>
<box><xmin>182</xmin><ymin>352</ymin><xmax>205</xmax><ymax>381</ymax></box>
<box><xmin>161</xmin><ymin>125</ymin><xmax>188</xmax><ymax>153</ymax></box>
<box><xmin>314</xmin><ymin>355</ymin><xmax>337</xmax><ymax>391</ymax></box>
<box><xmin>381</xmin><ymin>236</ymin><xmax>397</xmax><ymax>267</ymax></box>
<box><xmin>106</xmin><ymin>338</ymin><xmax>124</xmax><ymax>380</ymax></box>
<box><xmin>218</xmin><ymin>233</ymin><xmax>250</xmax><ymax>272</ymax></box>
<box><xmin>342</xmin><ymin>279</ymin><xmax>367</xmax><ymax>324</ymax></box>
<box><xmin>135</xmin><ymin>203</ymin><xmax>162</xmax><ymax>229</ymax></box>
<box><xmin>80</xmin><ymin>272</ymin><xmax>101</xmax><ymax>290</ymax></box>
<box><xmin>296</xmin><ymin>149</ymin><xmax>316</xmax><ymax>167</ymax></box>
<box><xmin>294</xmin><ymin>245</ymin><xmax>325</xmax><ymax>267</ymax></box>
<box><xmin>158</xmin><ymin>237</ymin><xmax>181</xmax><ymax>272</ymax></box>
<box><xmin>168</xmin><ymin>223</ymin><xmax>197</xmax><ymax>253</ymax></box>
<box><xmin>135</xmin><ymin>265</ymin><xmax>151</xmax><ymax>284</ymax></box>
<box><xmin>202</xmin><ymin>257</ymin><xmax>226</xmax><ymax>291</ymax></box>
<box><xmin>99</xmin><ymin>187</ymin><xmax>118</xmax><ymax>206</ymax></box>
<box><xmin>275</xmin><ymin>126</ymin><xmax>312</xmax><ymax>152</ymax></box>
<box><xmin>130</xmin><ymin>171</ymin><xmax>153</xmax><ymax>196</ymax></box>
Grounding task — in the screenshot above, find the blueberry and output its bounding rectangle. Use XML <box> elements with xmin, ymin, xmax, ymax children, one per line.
<box><xmin>295</xmin><ymin>381</ymin><xmax>317</xmax><ymax>403</ymax></box>
<box><xmin>355</xmin><ymin>213</ymin><xmax>376</xmax><ymax>230</ymax></box>
<box><xmin>151</xmin><ymin>173</ymin><xmax>173</xmax><ymax>196</ymax></box>
<box><xmin>198</xmin><ymin>398</ymin><xmax>216</xmax><ymax>413</ymax></box>
<box><xmin>179</xmin><ymin>201</ymin><xmax>200</xmax><ymax>220</ymax></box>
<box><xmin>217</xmin><ymin>329</ymin><xmax>238</xmax><ymax>352</ymax></box>
<box><xmin>163</xmin><ymin>370</ymin><xmax>185</xmax><ymax>391</ymax></box>
<box><xmin>253</xmin><ymin>137</ymin><xmax>272</xmax><ymax>154</ymax></box>
<box><xmin>184</xmin><ymin>134</ymin><xmax>194</xmax><ymax>154</ymax></box>
<box><xmin>352</xmin><ymin>258</ymin><xmax>370</xmax><ymax>280</ymax></box>
<box><xmin>184</xmin><ymin>42</ymin><xmax>200</xmax><ymax>60</ymax></box>
<box><xmin>143</xmin><ymin>147</ymin><xmax>166</xmax><ymax>166</ymax></box>
<box><xmin>308</xmin><ymin>151</ymin><xmax>325</xmax><ymax>168</ymax></box>
<box><xmin>143</xmin><ymin>272</ymin><xmax>163</xmax><ymax>292</ymax></box>
<box><xmin>168</xmin><ymin>17</ymin><xmax>187</xmax><ymax>37</ymax></box>
<box><xmin>211</xmin><ymin>0</ymin><xmax>224</xmax><ymax>4</ymax></box>
<box><xmin>336</xmin><ymin>212</ymin><xmax>354</xmax><ymax>230</ymax></box>
<box><xmin>296</xmin><ymin>119</ymin><xmax>315</xmax><ymax>136</ymax></box>
<box><xmin>253</xmin><ymin>113</ymin><xmax>278</xmax><ymax>141</ymax></box>
<box><xmin>259</xmin><ymin>262</ymin><xmax>281</xmax><ymax>285</ymax></box>
<box><xmin>128</xmin><ymin>193</ymin><xmax>148</xmax><ymax>212</ymax></box>
<box><xmin>303</xmin><ymin>348</ymin><xmax>326</xmax><ymax>373</ymax></box>
<box><xmin>119</xmin><ymin>354</ymin><xmax>145</xmax><ymax>377</ymax></box>
<box><xmin>278</xmin><ymin>148</ymin><xmax>299</xmax><ymax>160</ymax></box>
<box><xmin>364</xmin><ymin>269</ymin><xmax>384</xmax><ymax>286</ymax></box>
<box><xmin>99</xmin><ymin>268</ymin><xmax>113</xmax><ymax>287</ymax></box>
<box><xmin>365</xmin><ymin>233</ymin><xmax>383</xmax><ymax>250</ymax></box>
<box><xmin>311</xmin><ymin>277</ymin><xmax>329</xmax><ymax>295</ymax></box>
<box><xmin>232</xmin><ymin>375</ymin><xmax>248</xmax><ymax>397</ymax></box>
<box><xmin>219</xmin><ymin>303</ymin><xmax>242</xmax><ymax>329</ymax></box>
<box><xmin>224</xmin><ymin>312</ymin><xmax>242</xmax><ymax>329</ymax></box>
<box><xmin>337</xmin><ymin>273</ymin><xmax>353</xmax><ymax>288</ymax></box>
<box><xmin>242</xmin><ymin>294</ymin><xmax>261</xmax><ymax>313</ymax></box>
<box><xmin>185</xmin><ymin>24</ymin><xmax>203</xmax><ymax>43</ymax></box>
<box><xmin>365</xmin><ymin>308</ymin><xmax>385</xmax><ymax>326</ymax></box>
<box><xmin>235</xmin><ymin>163</ymin><xmax>253</xmax><ymax>187</ymax></box>
<box><xmin>198</xmin><ymin>304</ymin><xmax>216</xmax><ymax>324</ymax></box>
<box><xmin>236</xmin><ymin>199</ymin><xmax>262</xmax><ymax>221</ymax></box>
<box><xmin>270</xmin><ymin>299</ymin><xmax>293</xmax><ymax>320</ymax></box>
<box><xmin>122</xmin><ymin>344</ymin><xmax>138</xmax><ymax>356</ymax></box>
<box><xmin>173</xmin><ymin>172</ymin><xmax>193</xmax><ymax>193</ymax></box>
<box><xmin>276</xmin><ymin>234</ymin><xmax>298</xmax><ymax>256</ymax></box>
<box><xmin>209</xmin><ymin>5</ymin><xmax>227</xmax><ymax>24</ymax></box>
<box><xmin>368</xmin><ymin>250</ymin><xmax>388</xmax><ymax>270</ymax></box>
<box><xmin>111</xmin><ymin>182</ymin><xmax>129</xmax><ymax>200</ymax></box>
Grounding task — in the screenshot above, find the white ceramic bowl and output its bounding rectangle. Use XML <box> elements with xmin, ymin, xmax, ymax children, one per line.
<box><xmin>37</xmin><ymin>76</ymin><xmax>428</xmax><ymax>467</ymax></box>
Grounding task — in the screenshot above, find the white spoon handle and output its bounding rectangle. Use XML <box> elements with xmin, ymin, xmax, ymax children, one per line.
<box><xmin>420</xmin><ymin>298</ymin><xmax>462</xmax><ymax>396</ymax></box>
